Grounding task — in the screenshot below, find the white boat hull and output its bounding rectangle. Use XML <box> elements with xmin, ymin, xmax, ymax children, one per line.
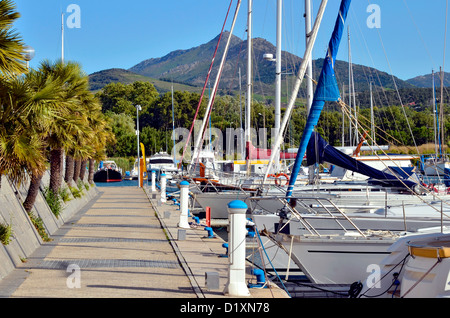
<box><xmin>275</xmin><ymin>233</ymin><xmax>397</xmax><ymax>284</ymax></box>
<box><xmin>359</xmin><ymin>231</ymin><xmax>450</xmax><ymax>298</ymax></box>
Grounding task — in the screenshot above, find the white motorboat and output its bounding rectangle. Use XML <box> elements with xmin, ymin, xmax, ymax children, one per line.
<box><xmin>147</xmin><ymin>151</ymin><xmax>180</xmax><ymax>178</ymax></box>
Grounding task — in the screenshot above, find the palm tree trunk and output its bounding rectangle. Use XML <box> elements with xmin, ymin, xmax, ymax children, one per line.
<box><xmin>23</xmin><ymin>172</ymin><xmax>44</xmax><ymax>213</ymax></box>
<box><xmin>73</xmin><ymin>159</ymin><xmax>81</xmax><ymax>184</ymax></box>
<box><xmin>79</xmin><ymin>160</ymin><xmax>87</xmax><ymax>181</ymax></box>
<box><xmin>49</xmin><ymin>147</ymin><xmax>63</xmax><ymax>194</ymax></box>
<box><xmin>88</xmin><ymin>159</ymin><xmax>95</xmax><ymax>184</ymax></box>
<box><xmin>65</xmin><ymin>155</ymin><xmax>74</xmax><ymax>186</ymax></box>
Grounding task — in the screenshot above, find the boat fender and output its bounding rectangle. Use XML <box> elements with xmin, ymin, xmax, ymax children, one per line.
<box><xmin>348</xmin><ymin>281</ymin><xmax>363</xmax><ymax>298</ymax></box>
<box><xmin>275</xmin><ymin>173</ymin><xmax>289</xmax><ymax>186</ymax></box>
<box><xmin>192</xmin><ymin>216</ymin><xmax>200</xmax><ymax>224</ymax></box>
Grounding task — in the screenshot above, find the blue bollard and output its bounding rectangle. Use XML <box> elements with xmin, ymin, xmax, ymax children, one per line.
<box><xmin>248</xmin><ymin>268</ymin><xmax>267</xmax><ymax>288</ymax></box>
<box><xmin>204</xmin><ymin>227</ymin><xmax>215</xmax><ymax>238</ymax></box>
<box><xmin>219</xmin><ymin>243</ymin><xmax>229</xmax><ymax>258</ymax></box>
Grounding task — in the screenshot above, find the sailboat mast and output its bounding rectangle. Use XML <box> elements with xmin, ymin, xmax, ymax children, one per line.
<box><xmin>190</xmin><ymin>0</ymin><xmax>242</xmax><ymax>169</ymax></box>
<box><xmin>440</xmin><ymin>66</ymin><xmax>444</xmax><ymax>157</ymax></box>
<box><xmin>246</xmin><ymin>0</ymin><xmax>253</xmax><ymax>174</ymax></box>
<box><xmin>348</xmin><ymin>26</ymin><xmax>352</xmax><ymax>146</ymax></box>
<box><xmin>370</xmin><ymin>82</ymin><xmax>374</xmax><ymax>151</ymax></box>
<box><xmin>433</xmin><ymin>70</ymin><xmax>439</xmax><ymax>158</ymax></box>
<box><xmin>273</xmin><ymin>0</ymin><xmax>282</xmax><ymax>173</ymax></box>
<box><xmin>239</xmin><ymin>67</ymin><xmax>244</xmax><ymax>157</ymax></box>
<box><xmin>348</xmin><ymin>26</ymin><xmax>358</xmax><ymax>146</ymax></box>
<box><xmin>263</xmin><ymin>0</ymin><xmax>329</xmax><ymax>183</ymax></box>
<box><xmin>172</xmin><ymin>85</ymin><xmax>176</xmax><ymax>162</ymax></box>
<box><xmin>305</xmin><ymin>0</ymin><xmax>313</xmax><ymax>116</ymax></box>
<box><xmin>342</xmin><ymin>82</ymin><xmax>345</xmax><ymax>146</ymax></box>
<box><xmin>61</xmin><ymin>12</ymin><xmax>64</xmax><ymax>63</ymax></box>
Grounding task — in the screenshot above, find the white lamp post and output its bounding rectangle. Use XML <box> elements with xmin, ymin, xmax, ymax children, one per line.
<box><xmin>135</xmin><ymin>104</ymin><xmax>142</xmax><ymax>187</ymax></box>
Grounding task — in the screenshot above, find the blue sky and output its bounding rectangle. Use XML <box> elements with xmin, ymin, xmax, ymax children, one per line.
<box><xmin>12</xmin><ymin>0</ymin><xmax>449</xmax><ymax>81</ymax></box>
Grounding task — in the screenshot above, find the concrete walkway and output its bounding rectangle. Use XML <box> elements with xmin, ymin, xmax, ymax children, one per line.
<box><xmin>0</xmin><ymin>185</ymin><xmax>289</xmax><ymax>299</ymax></box>
<box><xmin>0</xmin><ymin>186</ymin><xmax>195</xmax><ymax>298</ymax></box>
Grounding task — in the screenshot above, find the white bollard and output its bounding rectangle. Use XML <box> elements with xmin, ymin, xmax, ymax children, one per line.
<box><xmin>160</xmin><ymin>173</ymin><xmax>166</xmax><ymax>203</ymax></box>
<box><xmin>151</xmin><ymin>170</ymin><xmax>156</xmax><ymax>192</ymax></box>
<box><xmin>178</xmin><ymin>180</ymin><xmax>190</xmax><ymax>229</ymax></box>
<box><xmin>223</xmin><ymin>200</ymin><xmax>250</xmax><ymax>297</ymax></box>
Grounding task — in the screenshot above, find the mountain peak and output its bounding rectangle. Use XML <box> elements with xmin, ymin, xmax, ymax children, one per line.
<box><xmin>92</xmin><ymin>33</ymin><xmax>419</xmax><ymax>94</ymax></box>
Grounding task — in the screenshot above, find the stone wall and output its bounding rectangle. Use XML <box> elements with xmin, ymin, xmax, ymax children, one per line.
<box><xmin>0</xmin><ymin>172</ymin><xmax>100</xmax><ymax>280</ymax></box>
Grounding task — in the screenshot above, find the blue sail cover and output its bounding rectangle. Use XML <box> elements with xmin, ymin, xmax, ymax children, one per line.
<box><xmin>286</xmin><ymin>0</ymin><xmax>351</xmax><ymax>198</ymax></box>
<box><xmin>306</xmin><ymin>132</ymin><xmax>418</xmax><ymax>189</ymax></box>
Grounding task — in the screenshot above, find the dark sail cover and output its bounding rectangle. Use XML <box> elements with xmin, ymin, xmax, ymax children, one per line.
<box><xmin>306</xmin><ymin>132</ymin><xmax>418</xmax><ymax>190</ymax></box>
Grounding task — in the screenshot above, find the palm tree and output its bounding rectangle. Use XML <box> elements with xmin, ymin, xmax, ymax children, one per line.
<box><xmin>0</xmin><ymin>0</ymin><xmax>27</xmax><ymax>76</ymax></box>
<box><xmin>36</xmin><ymin>60</ymin><xmax>92</xmax><ymax>194</ymax></box>
<box><xmin>0</xmin><ymin>71</ymin><xmax>62</xmax><ymax>212</ymax></box>
<box><xmin>21</xmin><ymin>60</ymin><xmax>95</xmax><ymax>212</ymax></box>
<box><xmin>0</xmin><ymin>0</ymin><xmax>36</xmax><ymax>187</ymax></box>
<box><xmin>19</xmin><ymin>69</ymin><xmax>65</xmax><ymax>212</ymax></box>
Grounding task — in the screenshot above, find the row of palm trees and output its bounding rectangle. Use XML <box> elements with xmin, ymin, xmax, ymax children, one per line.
<box><xmin>0</xmin><ymin>0</ymin><xmax>114</xmax><ymax>214</ymax></box>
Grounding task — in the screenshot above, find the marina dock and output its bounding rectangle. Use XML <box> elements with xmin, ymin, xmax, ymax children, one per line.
<box><xmin>0</xmin><ymin>185</ymin><xmax>289</xmax><ymax>299</ymax></box>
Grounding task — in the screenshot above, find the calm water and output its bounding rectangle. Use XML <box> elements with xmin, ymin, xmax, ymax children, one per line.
<box><xmin>95</xmin><ymin>180</ymin><xmax>148</xmax><ymax>187</ymax></box>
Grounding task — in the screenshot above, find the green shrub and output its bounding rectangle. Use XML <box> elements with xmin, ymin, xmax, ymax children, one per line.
<box><xmin>0</xmin><ymin>221</ymin><xmax>12</xmax><ymax>245</ymax></box>
<box><xmin>69</xmin><ymin>186</ymin><xmax>82</xmax><ymax>198</ymax></box>
<box><xmin>77</xmin><ymin>179</ymin><xmax>84</xmax><ymax>191</ymax></box>
<box><xmin>58</xmin><ymin>187</ymin><xmax>71</xmax><ymax>203</ymax></box>
<box><xmin>43</xmin><ymin>187</ymin><xmax>63</xmax><ymax>218</ymax></box>
<box><xmin>27</xmin><ymin>212</ymin><xmax>51</xmax><ymax>242</ymax></box>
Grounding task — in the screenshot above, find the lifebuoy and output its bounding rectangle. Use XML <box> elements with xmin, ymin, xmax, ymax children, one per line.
<box><xmin>275</xmin><ymin>173</ymin><xmax>289</xmax><ymax>186</ymax></box>
<box><xmin>425</xmin><ymin>183</ymin><xmax>439</xmax><ymax>193</ymax></box>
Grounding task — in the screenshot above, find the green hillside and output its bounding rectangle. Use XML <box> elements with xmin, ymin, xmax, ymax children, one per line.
<box><xmin>89</xmin><ymin>68</ymin><xmax>202</xmax><ymax>94</ymax></box>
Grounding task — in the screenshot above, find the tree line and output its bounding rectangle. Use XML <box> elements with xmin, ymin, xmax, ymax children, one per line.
<box><xmin>98</xmin><ymin>78</ymin><xmax>450</xmax><ymax>160</ymax></box>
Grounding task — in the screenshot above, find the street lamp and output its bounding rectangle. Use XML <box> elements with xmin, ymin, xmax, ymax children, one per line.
<box><xmin>135</xmin><ymin>104</ymin><xmax>142</xmax><ymax>187</ymax></box>
<box><xmin>23</xmin><ymin>45</ymin><xmax>35</xmax><ymax>70</ymax></box>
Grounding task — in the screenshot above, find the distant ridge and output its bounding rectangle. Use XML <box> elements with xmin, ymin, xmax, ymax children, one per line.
<box><xmin>406</xmin><ymin>72</ymin><xmax>450</xmax><ymax>88</ymax></box>
<box><xmin>88</xmin><ymin>68</ymin><xmax>202</xmax><ymax>93</ymax></box>
<box><xmin>89</xmin><ymin>32</ymin><xmax>440</xmax><ymax>96</ymax></box>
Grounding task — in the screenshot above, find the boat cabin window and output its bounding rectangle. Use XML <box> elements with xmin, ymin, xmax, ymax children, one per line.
<box><xmin>149</xmin><ymin>159</ymin><xmax>174</xmax><ymax>164</ymax></box>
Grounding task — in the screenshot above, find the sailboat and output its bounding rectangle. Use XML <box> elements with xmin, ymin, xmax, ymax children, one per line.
<box><xmin>421</xmin><ymin>68</ymin><xmax>450</xmax><ymax>185</ymax></box>
<box><xmin>249</xmin><ymin>0</ymin><xmax>450</xmax><ymax>285</ymax></box>
<box><xmin>190</xmin><ymin>0</ymin><xmax>333</xmax><ymax>220</ymax></box>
